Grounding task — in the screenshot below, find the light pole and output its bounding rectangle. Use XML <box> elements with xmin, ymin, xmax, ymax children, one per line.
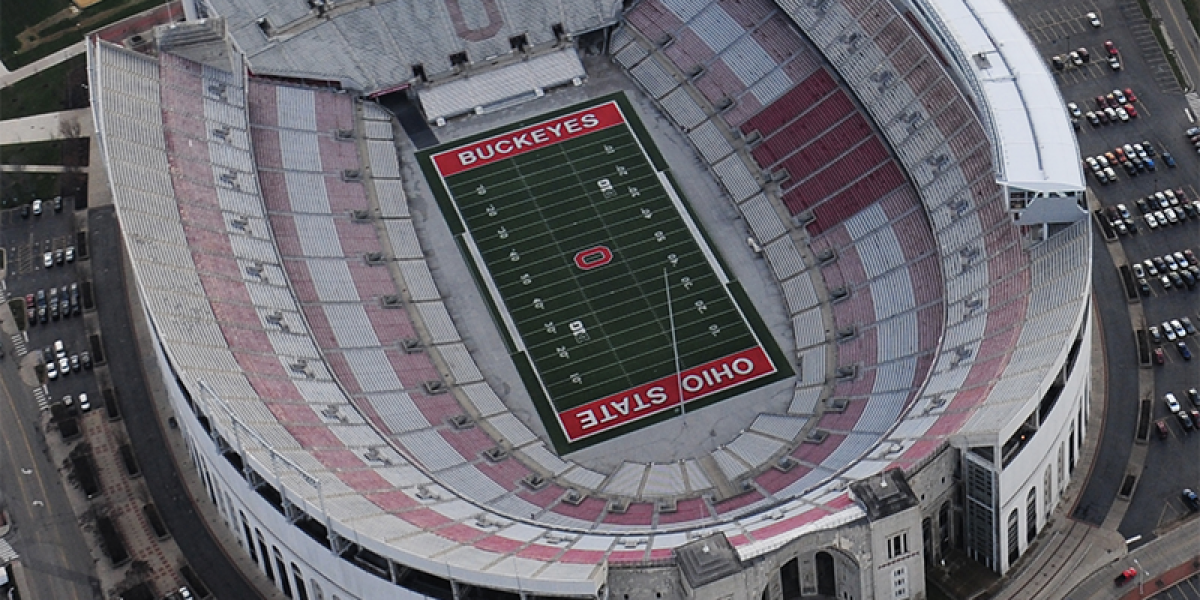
<box><xmin>1133</xmin><ymin>557</ymin><xmax>1145</xmax><ymax>595</ymax></box>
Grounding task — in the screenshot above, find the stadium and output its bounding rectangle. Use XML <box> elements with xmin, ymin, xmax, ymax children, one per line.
<box><xmin>87</xmin><ymin>0</ymin><xmax>1090</xmax><ymax>597</ymax></box>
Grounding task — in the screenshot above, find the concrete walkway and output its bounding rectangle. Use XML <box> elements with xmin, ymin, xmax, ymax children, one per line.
<box><xmin>0</xmin><ymin>164</ymin><xmax>87</xmax><ymax>173</ymax></box>
<box><xmin>0</xmin><ymin>41</ymin><xmax>87</xmax><ymax>89</ymax></box>
<box><xmin>0</xmin><ymin>109</ymin><xmax>93</xmax><ymax>145</ymax></box>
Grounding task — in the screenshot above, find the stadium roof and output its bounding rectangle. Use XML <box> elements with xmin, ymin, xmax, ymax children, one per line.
<box><xmin>202</xmin><ymin>0</ymin><xmax>621</xmax><ymax>93</ymax></box>
<box><xmin>909</xmin><ymin>0</ymin><xmax>1085</xmax><ymax>193</ymax></box>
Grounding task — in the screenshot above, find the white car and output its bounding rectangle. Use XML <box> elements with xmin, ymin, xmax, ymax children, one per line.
<box><xmin>79</xmin><ymin>393</ymin><xmax>90</xmax><ymax>412</ymax></box>
<box><xmin>1164</xmin><ymin>322</ymin><xmax>1178</xmax><ymax>341</ymax></box>
<box><xmin>1146</xmin><ymin>213</ymin><xmax>1159</xmax><ymax>229</ymax></box>
<box><xmin>1133</xmin><ymin>143</ymin><xmax>1146</xmax><ymax>159</ymax></box>
<box><xmin>1164</xmin><ymin>189</ymin><xmax>1179</xmax><ymax>205</ymax></box>
<box><xmin>1166</xmin><ymin>393</ymin><xmax>1182</xmax><ymax>413</ymax></box>
<box><xmin>1114</xmin><ymin>89</ymin><xmax>1128</xmax><ymax>104</ymax></box>
<box><xmin>1117</xmin><ymin>107</ymin><xmax>1129</xmax><ymax>122</ymax></box>
<box><xmin>1165</xmin><ymin>208</ymin><xmax>1179</xmax><ymax>224</ymax></box>
<box><xmin>1171</xmin><ymin>319</ymin><xmax>1187</xmax><ymax>338</ymax></box>
<box><xmin>31</xmin><ymin>199</ymin><xmax>42</xmax><ymax>215</ymax></box>
<box><xmin>1133</xmin><ymin>263</ymin><xmax>1146</xmax><ymax>278</ymax></box>
<box><xmin>43</xmin><ymin>252</ymin><xmax>53</xmax><ymax>268</ymax></box>
<box><xmin>1117</xmin><ymin>204</ymin><xmax>1131</xmax><ymax>219</ymax></box>
<box><xmin>1174</xmin><ymin>251</ymin><xmax>1189</xmax><ymax>268</ymax></box>
<box><xmin>1087</xmin><ymin>12</ymin><xmax>1102</xmax><ymax>27</ymax></box>
<box><xmin>1097</xmin><ymin>155</ymin><xmax>1110</xmax><ymax>168</ymax></box>
<box><xmin>1104</xmin><ymin>166</ymin><xmax>1117</xmax><ymax>181</ymax></box>
<box><xmin>46</xmin><ymin>361</ymin><xmax>58</xmax><ymax>380</ymax></box>
<box><xmin>1144</xmin><ymin>259</ymin><xmax>1159</xmax><ymax>276</ymax></box>
<box><xmin>1067</xmin><ymin>102</ymin><xmax>1082</xmax><ymax>118</ymax></box>
<box><xmin>1109</xmin><ymin>56</ymin><xmax>1121</xmax><ymax>70</ymax></box>
<box><xmin>58</xmin><ymin>357</ymin><xmax>70</xmax><ymax>376</ymax></box>
<box><xmin>1084</xmin><ymin>156</ymin><xmax>1099</xmax><ymax>171</ymax></box>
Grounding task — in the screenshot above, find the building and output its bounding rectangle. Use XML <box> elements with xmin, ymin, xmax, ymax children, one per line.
<box><xmin>87</xmin><ymin>0</ymin><xmax>1090</xmax><ymax>597</ymax></box>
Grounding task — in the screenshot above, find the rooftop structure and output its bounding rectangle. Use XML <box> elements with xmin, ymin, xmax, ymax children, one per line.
<box><xmin>906</xmin><ymin>0</ymin><xmax>1086</xmax><ymax>193</ymax></box>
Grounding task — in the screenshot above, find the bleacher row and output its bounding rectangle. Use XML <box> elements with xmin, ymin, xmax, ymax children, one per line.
<box><xmin>97</xmin><ymin>40</ymin><xmax>884</xmax><ymax>583</ymax></box>
<box><xmin>615</xmin><ymin>0</ymin><xmax>951</xmax><ymax>523</ymax></box>
<box><xmin>771</xmin><ymin>0</ymin><xmax>1088</xmax><ymax>484</ymax></box>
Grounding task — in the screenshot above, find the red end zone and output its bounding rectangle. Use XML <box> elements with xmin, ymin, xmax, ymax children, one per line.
<box><xmin>431</xmin><ymin>101</ymin><xmax>626</xmax><ymax>177</ymax></box>
<box><xmin>559</xmin><ymin>346</ymin><xmax>777</xmax><ymax>442</ymax></box>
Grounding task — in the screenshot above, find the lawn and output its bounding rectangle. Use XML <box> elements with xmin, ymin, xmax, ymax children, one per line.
<box><xmin>419</xmin><ymin>93</ymin><xmax>789</xmax><ymax>452</ymax></box>
<box><xmin>0</xmin><ymin>53</ymin><xmax>87</xmax><ymax>120</ymax></box>
<box><xmin>0</xmin><ymin>0</ymin><xmax>167</xmax><ymax>70</ymax></box>
<box><xmin>0</xmin><ymin>139</ymin><xmax>89</xmax><ymax>166</ymax></box>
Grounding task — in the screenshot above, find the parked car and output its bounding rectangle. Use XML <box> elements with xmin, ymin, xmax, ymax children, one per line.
<box><xmin>1125</xmin><ymin>88</ymin><xmax>1138</xmax><ymax>102</ymax></box>
<box><xmin>1115</xmin><ymin>568</ymin><xmax>1138</xmax><ymax>585</ymax></box>
<box><xmin>1087</xmin><ymin>12</ymin><xmax>1102</xmax><ymax>27</ymax></box>
<box><xmin>1105</xmin><ymin>40</ymin><xmax>1118</xmax><ymax>55</ymax></box>
<box><xmin>1179</xmin><ymin>341</ymin><xmax>1193</xmax><ymax>360</ymax></box>
<box><xmin>1109</xmin><ymin>56</ymin><xmax>1121</xmax><ymax>70</ymax></box>
<box><xmin>1162</xmin><ymin>152</ymin><xmax>1176</xmax><ymax>167</ymax></box>
<box><xmin>1155</xmin><ymin>419</ymin><xmax>1169</xmax><ymax>438</ymax></box>
<box><xmin>1154</xmin><ymin>347</ymin><xmax>1165</xmax><ymax>365</ymax></box>
<box><xmin>1184</xmin><ymin>489</ymin><xmax>1200</xmax><ymax>512</ymax></box>
<box><xmin>1167</xmin><ymin>393</ymin><xmax>1183</xmax><ymax>413</ymax></box>
<box><xmin>1067</xmin><ymin>102</ymin><xmax>1081</xmax><ymax>117</ymax></box>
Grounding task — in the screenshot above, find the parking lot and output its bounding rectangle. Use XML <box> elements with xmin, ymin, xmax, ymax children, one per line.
<box><xmin>1</xmin><ymin>196</ymin><xmax>100</xmax><ymax>417</ymax></box>
<box><xmin>1007</xmin><ymin>0</ymin><xmax>1200</xmax><ymax>546</ymax></box>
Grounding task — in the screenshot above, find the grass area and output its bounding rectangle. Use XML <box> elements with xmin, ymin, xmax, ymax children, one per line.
<box><xmin>0</xmin><ymin>139</ymin><xmax>90</xmax><ymax>166</ymax></box>
<box><xmin>7</xmin><ymin>298</ymin><xmax>26</xmax><ymax>330</ymax></box>
<box><xmin>419</xmin><ymin>93</ymin><xmax>788</xmax><ymax>451</ymax></box>
<box><xmin>0</xmin><ymin>141</ymin><xmax>63</xmax><ymax>165</ymax></box>
<box><xmin>0</xmin><ymin>54</ymin><xmax>88</xmax><ymax>121</ymax></box>
<box><xmin>0</xmin><ymin>0</ymin><xmax>163</xmax><ymax>70</ymax></box>
<box><xmin>0</xmin><ymin>172</ymin><xmax>63</xmax><ymax>207</ymax></box>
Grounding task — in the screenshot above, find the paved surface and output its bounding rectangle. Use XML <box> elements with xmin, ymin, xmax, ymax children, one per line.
<box><xmin>0</xmin><ymin>198</ymin><xmax>100</xmax><ymax>600</ymax></box>
<box><xmin>0</xmin><ymin>164</ymin><xmax>88</xmax><ymax>173</ymax></box>
<box><xmin>1065</xmin><ymin>517</ymin><xmax>1199</xmax><ymax>598</ymax></box>
<box><xmin>1151</xmin><ymin>0</ymin><xmax>1200</xmax><ymax>92</ymax></box>
<box><xmin>0</xmin><ymin>108</ymin><xmax>93</xmax><ymax>145</ymax></box>
<box><xmin>89</xmin><ymin>205</ymin><xmax>278</xmax><ymax>600</ymax></box>
<box><xmin>0</xmin><ymin>41</ymin><xmax>87</xmax><ymax>89</ymax></box>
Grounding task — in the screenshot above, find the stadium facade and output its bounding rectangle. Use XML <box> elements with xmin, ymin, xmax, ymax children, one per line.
<box><xmin>88</xmin><ymin>0</ymin><xmax>1090</xmax><ymax>597</ymax></box>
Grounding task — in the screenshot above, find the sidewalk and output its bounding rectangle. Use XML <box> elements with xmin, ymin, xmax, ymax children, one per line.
<box><xmin>0</xmin><ymin>41</ymin><xmax>87</xmax><ymax>89</ymax></box>
<box><xmin>0</xmin><ymin>108</ymin><xmax>93</xmax><ymax>145</ymax></box>
<box><xmin>1064</xmin><ymin>517</ymin><xmax>1200</xmax><ymax>599</ymax></box>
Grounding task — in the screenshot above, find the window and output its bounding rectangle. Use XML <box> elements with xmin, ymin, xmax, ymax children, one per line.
<box><xmin>449</xmin><ymin>51</ymin><xmax>469</xmax><ymax>67</ymax></box>
<box><xmin>1026</xmin><ymin>488</ymin><xmax>1038</xmax><ymax>542</ymax></box>
<box><xmin>274</xmin><ymin>547</ymin><xmax>292</xmax><ymax>598</ymax></box>
<box><xmin>887</xmin><ymin>532</ymin><xmax>909</xmax><ymax>559</ymax></box>
<box><xmin>292</xmin><ymin>563</ymin><xmax>309</xmax><ymax>600</ymax></box>
<box><xmin>892</xmin><ymin>565</ymin><xmax>909</xmax><ymax>599</ymax></box>
<box><xmin>1007</xmin><ymin>509</ymin><xmax>1020</xmax><ymax>564</ymax></box>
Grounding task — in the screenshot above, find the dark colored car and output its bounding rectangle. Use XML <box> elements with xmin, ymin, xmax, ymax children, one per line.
<box><xmin>1188</xmin><ymin>388</ymin><xmax>1199</xmax><ymax>407</ymax></box>
<box><xmin>1154</xmin><ymin>347</ymin><xmax>1165</xmax><ymax>364</ymax></box>
<box><xmin>1179</xmin><ymin>342</ymin><xmax>1192</xmax><ymax>360</ymax></box>
<box><xmin>1185</xmin><ymin>489</ymin><xmax>1200</xmax><ymax>511</ymax></box>
<box><xmin>1162</xmin><ymin>152</ymin><xmax>1176</xmax><ymax>168</ymax></box>
<box><xmin>1155</xmin><ymin>419</ymin><xmax>1169</xmax><ymax>439</ymax></box>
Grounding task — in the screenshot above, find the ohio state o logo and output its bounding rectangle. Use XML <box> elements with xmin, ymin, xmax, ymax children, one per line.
<box><xmin>574</xmin><ymin>246</ymin><xmax>613</xmax><ymax>270</ymax></box>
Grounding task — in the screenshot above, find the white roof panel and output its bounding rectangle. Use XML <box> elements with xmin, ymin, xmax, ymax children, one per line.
<box><xmin>915</xmin><ymin>0</ymin><xmax>1084</xmax><ymax>191</ymax></box>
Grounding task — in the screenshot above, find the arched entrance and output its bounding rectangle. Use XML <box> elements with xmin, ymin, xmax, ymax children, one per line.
<box><xmin>815</xmin><ymin>551</ymin><xmax>836</xmax><ymax>596</ymax></box>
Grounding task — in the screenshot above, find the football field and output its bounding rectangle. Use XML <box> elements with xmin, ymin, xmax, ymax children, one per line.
<box><xmin>419</xmin><ymin>94</ymin><xmax>788</xmax><ymax>451</ymax></box>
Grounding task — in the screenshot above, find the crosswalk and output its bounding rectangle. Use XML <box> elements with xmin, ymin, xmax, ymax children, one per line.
<box><xmin>10</xmin><ymin>333</ymin><xmax>27</xmax><ymax>357</ymax></box>
<box><xmin>32</xmin><ymin>386</ymin><xmax>49</xmax><ymax>412</ymax></box>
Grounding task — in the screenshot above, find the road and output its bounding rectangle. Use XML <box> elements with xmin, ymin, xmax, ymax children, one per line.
<box><xmin>1152</xmin><ymin>0</ymin><xmax>1200</xmax><ymax>91</ymax></box>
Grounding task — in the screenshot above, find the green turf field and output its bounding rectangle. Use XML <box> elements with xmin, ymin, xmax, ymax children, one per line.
<box><xmin>419</xmin><ymin>93</ymin><xmax>788</xmax><ymax>452</ymax></box>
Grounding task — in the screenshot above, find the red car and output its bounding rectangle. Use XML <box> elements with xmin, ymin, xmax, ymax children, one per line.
<box><xmin>1115</xmin><ymin>567</ymin><xmax>1138</xmax><ymax>585</ymax></box>
<box><xmin>1124</xmin><ymin>87</ymin><xmax>1138</xmax><ymax>102</ymax></box>
<box><xmin>25</xmin><ymin>293</ymin><xmax>34</xmax><ymax>306</ymax></box>
<box><xmin>1156</xmin><ymin>419</ymin><xmax>1169</xmax><ymax>439</ymax></box>
<box><xmin>1155</xmin><ymin>347</ymin><xmax>1166</xmax><ymax>364</ymax></box>
<box><xmin>1096</xmin><ymin>95</ymin><xmax>1108</xmax><ymax>109</ymax></box>
<box><xmin>1125</xmin><ymin>103</ymin><xmax>1138</xmax><ymax>118</ymax></box>
<box><xmin>1105</xmin><ymin>40</ymin><xmax>1119</xmax><ymax>56</ymax></box>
